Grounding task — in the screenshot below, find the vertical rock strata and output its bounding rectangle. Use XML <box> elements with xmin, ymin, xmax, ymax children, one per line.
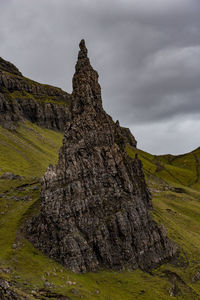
<box><xmin>27</xmin><ymin>40</ymin><xmax>177</xmax><ymax>272</ymax></box>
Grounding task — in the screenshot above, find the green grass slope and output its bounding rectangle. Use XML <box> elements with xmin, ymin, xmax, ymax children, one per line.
<box><xmin>0</xmin><ymin>122</ymin><xmax>63</xmax><ymax>178</ymax></box>
<box><xmin>127</xmin><ymin>145</ymin><xmax>200</xmax><ymax>298</ymax></box>
<box><xmin>0</xmin><ymin>124</ymin><xmax>200</xmax><ymax>299</ymax></box>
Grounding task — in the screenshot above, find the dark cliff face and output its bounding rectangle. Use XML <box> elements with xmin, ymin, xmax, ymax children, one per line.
<box><xmin>0</xmin><ymin>57</ymin><xmax>22</xmax><ymax>76</ymax></box>
<box><xmin>0</xmin><ymin>57</ymin><xmax>71</xmax><ymax>131</ymax></box>
<box><xmin>0</xmin><ymin>93</ymin><xmax>71</xmax><ymax>131</ymax></box>
<box><xmin>0</xmin><ymin>55</ymin><xmax>137</xmax><ymax>143</ymax></box>
<box><xmin>26</xmin><ymin>40</ymin><xmax>177</xmax><ymax>273</ymax></box>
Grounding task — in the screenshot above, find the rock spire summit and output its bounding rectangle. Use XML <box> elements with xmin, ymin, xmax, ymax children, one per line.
<box><xmin>78</xmin><ymin>39</ymin><xmax>88</xmax><ymax>59</ymax></box>
<box><xmin>27</xmin><ymin>41</ymin><xmax>177</xmax><ymax>273</ymax></box>
<box><xmin>72</xmin><ymin>39</ymin><xmax>102</xmax><ymax>112</ymax></box>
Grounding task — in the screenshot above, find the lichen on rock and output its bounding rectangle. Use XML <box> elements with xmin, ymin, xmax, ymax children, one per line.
<box><xmin>26</xmin><ymin>39</ymin><xmax>177</xmax><ymax>273</ymax></box>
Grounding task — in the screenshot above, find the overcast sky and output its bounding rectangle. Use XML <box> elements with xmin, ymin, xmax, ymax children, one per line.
<box><xmin>0</xmin><ymin>0</ymin><xmax>200</xmax><ymax>155</ymax></box>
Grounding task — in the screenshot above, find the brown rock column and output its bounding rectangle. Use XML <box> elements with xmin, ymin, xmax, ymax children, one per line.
<box><xmin>27</xmin><ymin>40</ymin><xmax>177</xmax><ymax>273</ymax></box>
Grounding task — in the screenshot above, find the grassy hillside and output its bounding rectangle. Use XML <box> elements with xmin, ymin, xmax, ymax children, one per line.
<box><xmin>0</xmin><ymin>122</ymin><xmax>63</xmax><ymax>178</ymax></box>
<box><xmin>0</xmin><ymin>123</ymin><xmax>200</xmax><ymax>299</ymax></box>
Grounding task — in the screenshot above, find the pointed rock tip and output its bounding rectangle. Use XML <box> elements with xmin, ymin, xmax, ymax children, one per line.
<box><xmin>79</xmin><ymin>39</ymin><xmax>86</xmax><ymax>50</ymax></box>
<box><xmin>78</xmin><ymin>39</ymin><xmax>88</xmax><ymax>59</ymax></box>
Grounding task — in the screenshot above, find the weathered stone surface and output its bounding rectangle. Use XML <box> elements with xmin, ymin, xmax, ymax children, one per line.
<box><xmin>0</xmin><ymin>58</ymin><xmax>71</xmax><ymax>131</ymax></box>
<box><xmin>0</xmin><ymin>172</ymin><xmax>23</xmax><ymax>180</ymax></box>
<box><xmin>120</xmin><ymin>126</ymin><xmax>137</xmax><ymax>148</ymax></box>
<box><xmin>0</xmin><ymin>56</ymin><xmax>22</xmax><ymax>76</ymax></box>
<box><xmin>0</xmin><ymin>278</ymin><xmax>18</xmax><ymax>300</ymax></box>
<box><xmin>26</xmin><ymin>40</ymin><xmax>177</xmax><ymax>273</ymax></box>
<box><xmin>0</xmin><ymin>92</ymin><xmax>71</xmax><ymax>131</ymax></box>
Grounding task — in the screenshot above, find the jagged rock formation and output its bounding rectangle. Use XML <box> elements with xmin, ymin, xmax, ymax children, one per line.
<box><xmin>0</xmin><ymin>278</ymin><xmax>19</xmax><ymax>300</ymax></box>
<box><xmin>0</xmin><ymin>57</ymin><xmax>22</xmax><ymax>76</ymax></box>
<box><xmin>26</xmin><ymin>40</ymin><xmax>177</xmax><ymax>273</ymax></box>
<box><xmin>0</xmin><ymin>93</ymin><xmax>71</xmax><ymax>131</ymax></box>
<box><xmin>0</xmin><ymin>56</ymin><xmax>71</xmax><ymax>131</ymax></box>
<box><xmin>116</xmin><ymin>121</ymin><xmax>137</xmax><ymax>148</ymax></box>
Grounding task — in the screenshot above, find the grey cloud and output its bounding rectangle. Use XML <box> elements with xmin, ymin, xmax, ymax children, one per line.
<box><xmin>125</xmin><ymin>46</ymin><xmax>200</xmax><ymax>121</ymax></box>
<box><xmin>131</xmin><ymin>115</ymin><xmax>200</xmax><ymax>155</ymax></box>
<box><xmin>0</xmin><ymin>0</ymin><xmax>200</xmax><ymax>154</ymax></box>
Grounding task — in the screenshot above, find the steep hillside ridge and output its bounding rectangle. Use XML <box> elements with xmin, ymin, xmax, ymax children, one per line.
<box><xmin>126</xmin><ymin>145</ymin><xmax>200</xmax><ymax>190</ymax></box>
<box><xmin>27</xmin><ymin>40</ymin><xmax>176</xmax><ymax>273</ymax></box>
<box><xmin>0</xmin><ymin>56</ymin><xmax>71</xmax><ymax>131</ymax></box>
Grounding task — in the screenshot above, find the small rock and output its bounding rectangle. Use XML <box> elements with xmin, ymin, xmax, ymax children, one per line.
<box><xmin>12</xmin><ymin>243</ymin><xmax>17</xmax><ymax>249</ymax></box>
<box><xmin>23</xmin><ymin>195</ymin><xmax>30</xmax><ymax>201</ymax></box>
<box><xmin>13</xmin><ymin>196</ymin><xmax>21</xmax><ymax>201</ymax></box>
<box><xmin>0</xmin><ymin>172</ymin><xmax>24</xmax><ymax>180</ymax></box>
<box><xmin>0</xmin><ymin>279</ymin><xmax>10</xmax><ymax>289</ymax></box>
<box><xmin>0</xmin><ymin>268</ymin><xmax>11</xmax><ymax>274</ymax></box>
<box><xmin>31</xmin><ymin>290</ymin><xmax>37</xmax><ymax>295</ymax></box>
<box><xmin>192</xmin><ymin>269</ymin><xmax>200</xmax><ymax>282</ymax></box>
<box><xmin>0</xmin><ymin>278</ymin><xmax>19</xmax><ymax>299</ymax></box>
<box><xmin>44</xmin><ymin>281</ymin><xmax>53</xmax><ymax>288</ymax></box>
<box><xmin>71</xmin><ymin>288</ymin><xmax>79</xmax><ymax>295</ymax></box>
<box><xmin>30</xmin><ymin>185</ymin><xmax>39</xmax><ymax>191</ymax></box>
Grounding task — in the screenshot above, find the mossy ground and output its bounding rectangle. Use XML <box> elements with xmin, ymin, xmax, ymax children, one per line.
<box><xmin>0</xmin><ymin>122</ymin><xmax>63</xmax><ymax>178</ymax></box>
<box><xmin>6</xmin><ymin>90</ymin><xmax>69</xmax><ymax>106</ymax></box>
<box><xmin>0</xmin><ymin>124</ymin><xmax>200</xmax><ymax>299</ymax></box>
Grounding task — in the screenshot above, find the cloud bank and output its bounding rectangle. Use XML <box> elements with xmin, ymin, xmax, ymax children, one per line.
<box><xmin>0</xmin><ymin>0</ymin><xmax>199</xmax><ymax>154</ymax></box>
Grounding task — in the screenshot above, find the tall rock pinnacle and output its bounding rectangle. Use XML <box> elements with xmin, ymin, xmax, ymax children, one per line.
<box><xmin>27</xmin><ymin>41</ymin><xmax>177</xmax><ymax>273</ymax></box>
<box><xmin>72</xmin><ymin>39</ymin><xmax>102</xmax><ymax>113</ymax></box>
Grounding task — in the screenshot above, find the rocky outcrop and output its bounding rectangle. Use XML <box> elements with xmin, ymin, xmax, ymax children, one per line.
<box><xmin>0</xmin><ymin>93</ymin><xmax>71</xmax><ymax>131</ymax></box>
<box><xmin>120</xmin><ymin>126</ymin><xmax>137</xmax><ymax>147</ymax></box>
<box><xmin>0</xmin><ymin>69</ymin><xmax>67</xmax><ymax>97</ymax></box>
<box><xmin>0</xmin><ymin>172</ymin><xmax>24</xmax><ymax>180</ymax></box>
<box><xmin>0</xmin><ymin>56</ymin><xmax>22</xmax><ymax>76</ymax></box>
<box><xmin>0</xmin><ymin>57</ymin><xmax>71</xmax><ymax>131</ymax></box>
<box><xmin>115</xmin><ymin>121</ymin><xmax>137</xmax><ymax>148</ymax></box>
<box><xmin>27</xmin><ymin>40</ymin><xmax>177</xmax><ymax>273</ymax></box>
<box><xmin>0</xmin><ymin>278</ymin><xmax>18</xmax><ymax>300</ymax></box>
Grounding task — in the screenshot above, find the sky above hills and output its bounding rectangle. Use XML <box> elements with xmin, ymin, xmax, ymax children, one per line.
<box><xmin>0</xmin><ymin>0</ymin><xmax>199</xmax><ymax>155</ymax></box>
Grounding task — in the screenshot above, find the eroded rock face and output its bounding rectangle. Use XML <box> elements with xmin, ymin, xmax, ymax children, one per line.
<box><xmin>120</xmin><ymin>126</ymin><xmax>137</xmax><ymax>148</ymax></box>
<box><xmin>0</xmin><ymin>93</ymin><xmax>71</xmax><ymax>131</ymax></box>
<box><xmin>0</xmin><ymin>58</ymin><xmax>71</xmax><ymax>131</ymax></box>
<box><xmin>0</xmin><ymin>278</ymin><xmax>18</xmax><ymax>300</ymax></box>
<box><xmin>27</xmin><ymin>40</ymin><xmax>177</xmax><ymax>273</ymax></box>
<box><xmin>0</xmin><ymin>56</ymin><xmax>22</xmax><ymax>76</ymax></box>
